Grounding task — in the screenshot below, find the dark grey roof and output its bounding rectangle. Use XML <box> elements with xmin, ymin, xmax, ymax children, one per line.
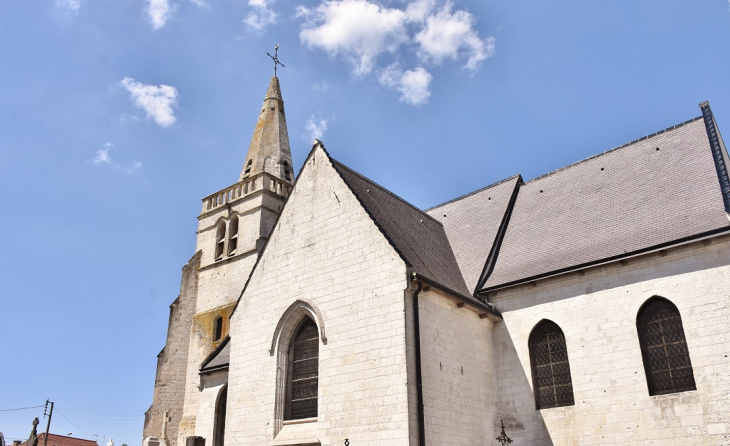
<box><xmin>331</xmin><ymin>160</ymin><xmax>472</xmax><ymax>298</ymax></box>
<box><xmin>483</xmin><ymin>116</ymin><xmax>730</xmax><ymax>289</ymax></box>
<box><xmin>200</xmin><ymin>336</ymin><xmax>230</xmax><ymax>372</ymax></box>
<box><xmin>426</xmin><ymin>175</ymin><xmax>520</xmax><ymax>294</ymax></box>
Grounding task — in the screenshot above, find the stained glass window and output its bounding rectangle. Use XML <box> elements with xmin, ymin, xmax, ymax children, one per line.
<box><xmin>637</xmin><ymin>298</ymin><xmax>696</xmax><ymax>396</ymax></box>
<box><xmin>529</xmin><ymin>320</ymin><xmax>575</xmax><ymax>409</ymax></box>
<box><xmin>287</xmin><ymin>319</ymin><xmax>319</xmax><ymax>420</ymax></box>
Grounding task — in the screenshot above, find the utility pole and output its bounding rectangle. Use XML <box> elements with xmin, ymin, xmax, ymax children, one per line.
<box><xmin>43</xmin><ymin>400</ymin><xmax>54</xmax><ymax>446</ymax></box>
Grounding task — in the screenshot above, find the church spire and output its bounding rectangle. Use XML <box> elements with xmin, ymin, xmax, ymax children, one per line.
<box><xmin>239</xmin><ymin>75</ymin><xmax>293</xmax><ymax>183</ymax></box>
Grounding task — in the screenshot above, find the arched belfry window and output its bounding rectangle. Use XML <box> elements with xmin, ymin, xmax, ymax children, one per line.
<box><xmin>243</xmin><ymin>159</ymin><xmax>252</xmax><ymax>177</ymax></box>
<box><xmin>637</xmin><ymin>297</ymin><xmax>696</xmax><ymax>396</ymax></box>
<box><xmin>286</xmin><ymin>318</ymin><xmax>319</xmax><ymax>420</ymax></box>
<box><xmin>214</xmin><ymin>221</ymin><xmax>226</xmax><ymax>261</ymax></box>
<box><xmin>282</xmin><ymin>160</ymin><xmax>291</xmax><ymax>181</ymax></box>
<box><xmin>529</xmin><ymin>320</ymin><xmax>575</xmax><ymax>409</ymax></box>
<box><xmin>227</xmin><ymin>216</ymin><xmax>239</xmax><ymax>256</ymax></box>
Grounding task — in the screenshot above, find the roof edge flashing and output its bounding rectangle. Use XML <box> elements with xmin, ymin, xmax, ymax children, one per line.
<box><xmin>700</xmin><ymin>101</ymin><xmax>730</xmax><ymax>212</ymax></box>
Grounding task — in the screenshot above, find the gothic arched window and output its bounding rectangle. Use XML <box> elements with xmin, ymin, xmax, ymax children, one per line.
<box><xmin>529</xmin><ymin>320</ymin><xmax>575</xmax><ymax>409</ymax></box>
<box><xmin>286</xmin><ymin>319</ymin><xmax>319</xmax><ymax>420</ymax></box>
<box><xmin>214</xmin><ymin>221</ymin><xmax>226</xmax><ymax>261</ymax></box>
<box><xmin>637</xmin><ymin>297</ymin><xmax>696</xmax><ymax>396</ymax></box>
<box><xmin>213</xmin><ymin>385</ymin><xmax>227</xmax><ymax>446</ymax></box>
<box><xmin>227</xmin><ymin>216</ymin><xmax>239</xmax><ymax>256</ymax></box>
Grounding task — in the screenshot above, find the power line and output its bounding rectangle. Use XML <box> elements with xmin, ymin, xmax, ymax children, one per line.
<box><xmin>0</xmin><ymin>405</ymin><xmax>44</xmax><ymax>412</ymax></box>
<box><xmin>53</xmin><ymin>408</ymin><xmax>94</xmax><ymax>439</ymax></box>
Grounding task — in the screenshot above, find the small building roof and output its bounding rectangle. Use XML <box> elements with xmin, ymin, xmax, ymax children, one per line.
<box><xmin>200</xmin><ymin>336</ymin><xmax>230</xmax><ymax>373</ymax></box>
<box><xmin>20</xmin><ymin>434</ymin><xmax>98</xmax><ymax>446</ymax></box>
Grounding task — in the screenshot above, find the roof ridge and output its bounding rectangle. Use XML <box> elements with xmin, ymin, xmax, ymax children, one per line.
<box><xmin>525</xmin><ymin>115</ymin><xmax>703</xmax><ymax>184</ymax></box>
<box><xmin>330</xmin><ymin>159</ymin><xmax>443</xmax><ymax>226</ymax></box>
<box><xmin>425</xmin><ymin>174</ymin><xmax>522</xmax><ymax>211</ymax></box>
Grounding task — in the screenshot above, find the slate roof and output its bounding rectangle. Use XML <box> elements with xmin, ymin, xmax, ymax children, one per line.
<box><xmin>21</xmin><ymin>434</ymin><xmax>98</xmax><ymax>446</ymax></box>
<box><xmin>426</xmin><ymin>175</ymin><xmax>520</xmax><ymax>294</ymax></box>
<box><xmin>483</xmin><ymin>116</ymin><xmax>730</xmax><ymax>289</ymax></box>
<box><xmin>200</xmin><ymin>336</ymin><xmax>230</xmax><ymax>372</ymax></box>
<box><xmin>331</xmin><ymin>160</ymin><xmax>472</xmax><ymax>298</ymax></box>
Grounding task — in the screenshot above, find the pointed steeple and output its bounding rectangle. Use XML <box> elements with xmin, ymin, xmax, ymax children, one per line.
<box><xmin>239</xmin><ymin>76</ymin><xmax>293</xmax><ymax>183</ymax></box>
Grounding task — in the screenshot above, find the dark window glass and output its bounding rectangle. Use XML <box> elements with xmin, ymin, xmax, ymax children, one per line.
<box><xmin>637</xmin><ymin>298</ymin><xmax>696</xmax><ymax>395</ymax></box>
<box><xmin>213</xmin><ymin>316</ymin><xmax>222</xmax><ymax>342</ymax></box>
<box><xmin>287</xmin><ymin>320</ymin><xmax>319</xmax><ymax>420</ymax></box>
<box><xmin>529</xmin><ymin>320</ymin><xmax>575</xmax><ymax>409</ymax></box>
<box><xmin>213</xmin><ymin>386</ymin><xmax>226</xmax><ymax>446</ymax></box>
<box><xmin>215</xmin><ymin>222</ymin><xmax>226</xmax><ymax>261</ymax></box>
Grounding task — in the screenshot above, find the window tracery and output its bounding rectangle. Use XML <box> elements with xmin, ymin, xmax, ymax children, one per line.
<box><xmin>637</xmin><ymin>297</ymin><xmax>696</xmax><ymax>395</ymax></box>
<box><xmin>529</xmin><ymin>320</ymin><xmax>575</xmax><ymax>409</ymax></box>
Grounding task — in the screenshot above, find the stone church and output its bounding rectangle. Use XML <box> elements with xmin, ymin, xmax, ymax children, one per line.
<box><xmin>142</xmin><ymin>75</ymin><xmax>730</xmax><ymax>445</ymax></box>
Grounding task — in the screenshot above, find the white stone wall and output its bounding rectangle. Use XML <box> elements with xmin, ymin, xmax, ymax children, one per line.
<box><xmin>143</xmin><ymin>251</ymin><xmax>201</xmax><ymax>445</ymax></box>
<box><xmin>226</xmin><ymin>146</ymin><xmax>411</xmax><ymax>446</ymax></box>
<box><xmin>492</xmin><ymin>235</ymin><xmax>730</xmax><ymax>445</ymax></box>
<box><xmin>414</xmin><ymin>288</ymin><xmax>498</xmax><ymax>446</ymax></box>
<box><xmin>194</xmin><ymin>372</ymin><xmax>227</xmax><ymax>443</ymax></box>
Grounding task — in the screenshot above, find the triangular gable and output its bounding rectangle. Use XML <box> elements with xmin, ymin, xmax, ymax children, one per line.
<box><xmin>231</xmin><ymin>142</ymin><xmax>477</xmax><ymax>318</ymax></box>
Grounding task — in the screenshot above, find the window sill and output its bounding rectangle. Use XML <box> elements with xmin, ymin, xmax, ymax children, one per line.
<box><xmin>282</xmin><ymin>417</ymin><xmax>317</xmax><ymax>426</ymax></box>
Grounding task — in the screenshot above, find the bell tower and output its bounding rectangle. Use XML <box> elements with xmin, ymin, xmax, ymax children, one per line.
<box><xmin>175</xmin><ymin>74</ymin><xmax>294</xmax><ymax>446</ymax></box>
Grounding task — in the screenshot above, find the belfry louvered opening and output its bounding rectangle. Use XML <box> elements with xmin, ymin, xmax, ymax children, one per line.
<box><xmin>637</xmin><ymin>297</ymin><xmax>696</xmax><ymax>396</ymax></box>
<box><xmin>286</xmin><ymin>319</ymin><xmax>319</xmax><ymax>420</ymax></box>
<box><xmin>529</xmin><ymin>320</ymin><xmax>575</xmax><ymax>409</ymax></box>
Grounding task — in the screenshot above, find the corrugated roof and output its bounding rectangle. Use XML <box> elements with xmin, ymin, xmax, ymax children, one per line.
<box><xmin>483</xmin><ymin>117</ymin><xmax>730</xmax><ymax>289</ymax></box>
<box><xmin>331</xmin><ymin>160</ymin><xmax>471</xmax><ymax>298</ymax></box>
<box><xmin>427</xmin><ymin>175</ymin><xmax>520</xmax><ymax>294</ymax></box>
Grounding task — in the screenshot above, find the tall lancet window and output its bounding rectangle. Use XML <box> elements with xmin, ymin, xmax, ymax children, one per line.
<box><xmin>214</xmin><ymin>221</ymin><xmax>226</xmax><ymax>261</ymax></box>
<box><xmin>227</xmin><ymin>216</ymin><xmax>239</xmax><ymax>256</ymax></box>
<box><xmin>529</xmin><ymin>320</ymin><xmax>575</xmax><ymax>409</ymax></box>
<box><xmin>286</xmin><ymin>319</ymin><xmax>319</xmax><ymax>420</ymax></box>
<box><xmin>637</xmin><ymin>297</ymin><xmax>696</xmax><ymax>395</ymax></box>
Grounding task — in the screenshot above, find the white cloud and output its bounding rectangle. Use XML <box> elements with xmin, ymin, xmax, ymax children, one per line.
<box><xmin>404</xmin><ymin>0</ymin><xmax>435</xmax><ymax>22</ymax></box>
<box><xmin>92</xmin><ymin>143</ymin><xmax>142</xmax><ymax>174</ymax></box>
<box><xmin>298</xmin><ymin>0</ymin><xmax>408</xmax><ymax>76</ymax></box>
<box><xmin>297</xmin><ymin>0</ymin><xmax>494</xmax><ymax>103</ymax></box>
<box><xmin>415</xmin><ymin>2</ymin><xmax>494</xmax><ymax>70</ymax></box>
<box><xmin>147</xmin><ymin>0</ymin><xmax>175</xmax><ymax>30</ymax></box>
<box><xmin>56</xmin><ymin>0</ymin><xmax>81</xmax><ymax>10</ymax></box>
<box><xmin>379</xmin><ymin>65</ymin><xmax>432</xmax><ymax>105</ymax></box>
<box><xmin>303</xmin><ymin>115</ymin><xmax>329</xmax><ymax>142</ymax></box>
<box><xmin>93</xmin><ymin>142</ymin><xmax>113</xmax><ymax>164</ymax></box>
<box><xmin>312</xmin><ymin>82</ymin><xmax>330</xmax><ymax>92</ymax></box>
<box><xmin>190</xmin><ymin>0</ymin><xmax>208</xmax><ymax>6</ymax></box>
<box><xmin>119</xmin><ymin>77</ymin><xmax>179</xmax><ymax>127</ymax></box>
<box><xmin>244</xmin><ymin>0</ymin><xmax>277</xmax><ymax>33</ymax></box>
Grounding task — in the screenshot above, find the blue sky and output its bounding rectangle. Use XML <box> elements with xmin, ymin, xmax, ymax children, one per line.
<box><xmin>1</xmin><ymin>0</ymin><xmax>729</xmax><ymax>444</ymax></box>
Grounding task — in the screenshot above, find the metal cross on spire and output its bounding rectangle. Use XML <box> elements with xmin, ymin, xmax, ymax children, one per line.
<box><xmin>267</xmin><ymin>44</ymin><xmax>285</xmax><ymax>77</ymax></box>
